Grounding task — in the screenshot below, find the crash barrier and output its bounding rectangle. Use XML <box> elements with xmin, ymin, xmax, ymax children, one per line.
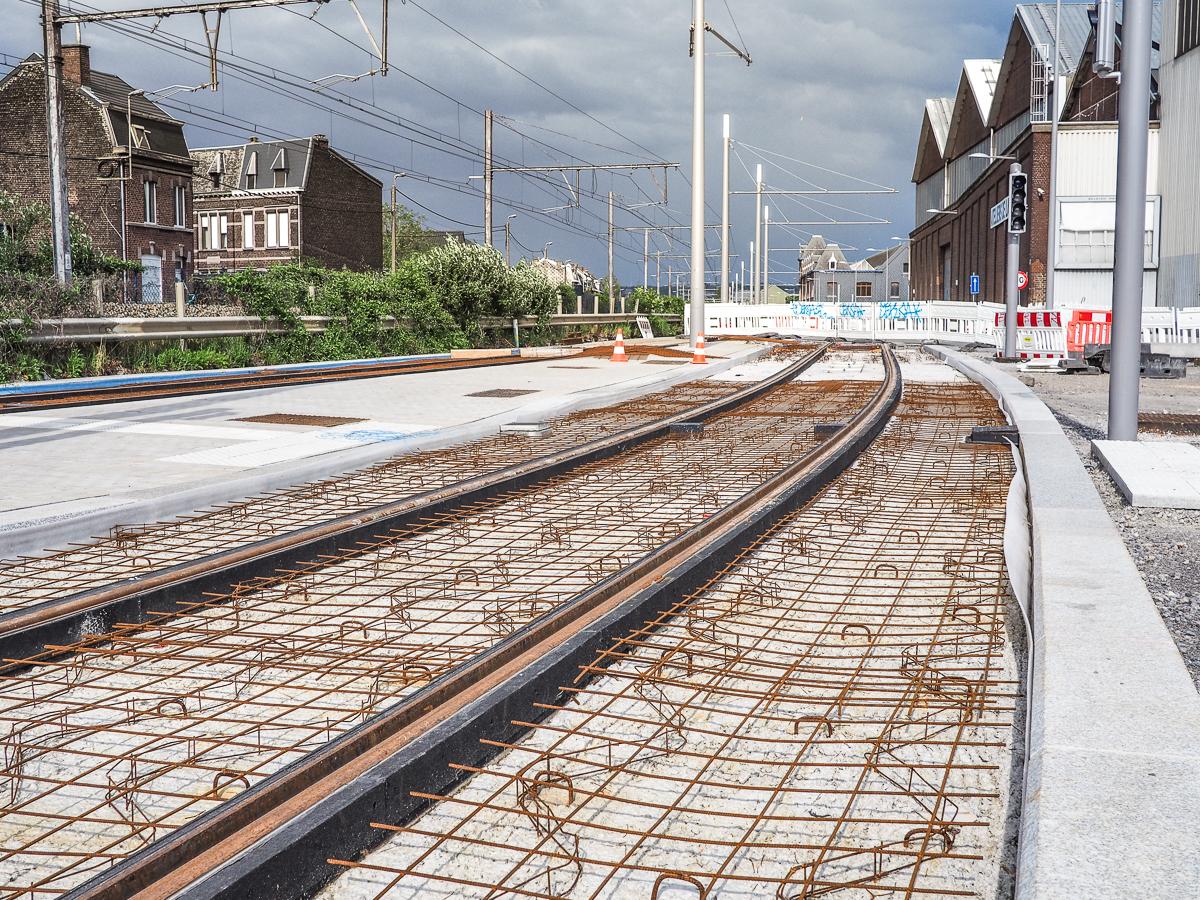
<box><xmin>994</xmin><ymin>311</ymin><xmax>1067</xmax><ymax>360</ymax></box>
<box><xmin>1066</xmin><ymin>310</ymin><xmax>1113</xmax><ymax>354</ymax></box>
<box><xmin>696</xmin><ymin>302</ymin><xmax>1200</xmax><ymax>353</ymax></box>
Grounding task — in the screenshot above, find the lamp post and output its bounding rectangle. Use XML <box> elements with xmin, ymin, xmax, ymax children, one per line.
<box><xmin>504</xmin><ymin>213</ymin><xmax>516</xmax><ymax>266</ymax></box>
<box><xmin>390</xmin><ymin>173</ymin><xmax>406</xmax><ymax>273</ymax></box>
<box><xmin>542</xmin><ymin>241</ymin><xmax>553</xmax><ymax>260</ymax></box>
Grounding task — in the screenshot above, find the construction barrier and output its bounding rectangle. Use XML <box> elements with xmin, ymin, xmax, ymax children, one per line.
<box><xmin>994</xmin><ymin>311</ymin><xmax>1067</xmax><ymax>360</ymax></box>
<box><xmin>1066</xmin><ymin>310</ymin><xmax>1113</xmax><ymax>354</ymax></box>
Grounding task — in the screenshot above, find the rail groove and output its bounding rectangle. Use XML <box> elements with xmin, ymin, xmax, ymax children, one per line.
<box><xmin>65</xmin><ymin>347</ymin><xmax>903</xmax><ymax>900</ymax></box>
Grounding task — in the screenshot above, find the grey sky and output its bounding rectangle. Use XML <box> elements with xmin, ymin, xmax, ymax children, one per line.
<box><xmin>2</xmin><ymin>0</ymin><xmax>1019</xmax><ymax>284</ymax></box>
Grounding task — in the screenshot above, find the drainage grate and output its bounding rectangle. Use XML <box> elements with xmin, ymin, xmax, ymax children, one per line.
<box><xmin>1139</xmin><ymin>413</ymin><xmax>1200</xmax><ymax>435</ymax></box>
<box><xmin>235</xmin><ymin>414</ymin><xmax>367</xmax><ymax>428</ymax></box>
<box><xmin>466</xmin><ymin>389</ymin><xmax>540</xmax><ymax>398</ymax></box>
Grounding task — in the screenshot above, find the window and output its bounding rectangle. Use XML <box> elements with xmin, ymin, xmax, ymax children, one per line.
<box><xmin>890</xmin><ymin>281</ymin><xmax>901</xmax><ymax>300</ymax></box>
<box><xmin>129</xmin><ymin>124</ymin><xmax>150</xmax><ymax>150</ymax></box>
<box><xmin>271</xmin><ymin>148</ymin><xmax>288</xmax><ymax>188</ymax></box>
<box><xmin>173</xmin><ymin>185</ymin><xmax>186</xmax><ymax>227</ymax></box>
<box><xmin>902</xmin><ymin>262</ymin><xmax>910</xmax><ymax>275</ymax></box>
<box><xmin>1179</xmin><ymin>0</ymin><xmax>1200</xmax><ymax>58</ymax></box>
<box><xmin>142</xmin><ymin>180</ymin><xmax>157</xmax><ymax>224</ymax></box>
<box><xmin>273</xmin><ymin>170</ymin><xmax>286</xmax><ymax>189</ymax></box>
<box><xmin>1057</xmin><ymin>198</ymin><xmax>1159</xmax><ymax>268</ymax></box>
<box><xmin>855</xmin><ymin>281</ymin><xmax>873</xmax><ymax>299</ymax></box>
<box><xmin>242</xmin><ymin>212</ymin><xmax>255</xmax><ymax>249</ymax></box>
<box><xmin>245</xmin><ymin>151</ymin><xmax>258</xmax><ymax>190</ymax></box>
<box><xmin>198</xmin><ymin>212</ymin><xmax>229</xmax><ymax>250</ymax></box>
<box><xmin>266</xmin><ymin>209</ymin><xmax>290</xmax><ymax>248</ymax></box>
<box><xmin>246</xmin><ymin>173</ymin><xmax>257</xmax><ymax>190</ymax></box>
<box><xmin>825</xmin><ymin>281</ymin><xmax>840</xmax><ymax>302</ymax></box>
<box><xmin>828</xmin><ymin>259</ymin><xmax>838</xmax><ymax>271</ymax></box>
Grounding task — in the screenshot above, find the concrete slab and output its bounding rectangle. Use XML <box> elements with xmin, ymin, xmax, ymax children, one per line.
<box><xmin>0</xmin><ymin>341</ymin><xmax>769</xmax><ymax>558</ymax></box>
<box><xmin>1092</xmin><ymin>439</ymin><xmax>1200</xmax><ymax>509</ymax></box>
<box><xmin>927</xmin><ymin>345</ymin><xmax>1200</xmax><ymax>899</ymax></box>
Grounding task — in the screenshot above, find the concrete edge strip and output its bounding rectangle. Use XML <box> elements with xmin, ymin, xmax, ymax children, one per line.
<box><xmin>927</xmin><ymin>345</ymin><xmax>1200</xmax><ymax>898</ymax></box>
<box><xmin>0</xmin><ymin>345</ymin><xmax>770</xmax><ymax>559</ymax></box>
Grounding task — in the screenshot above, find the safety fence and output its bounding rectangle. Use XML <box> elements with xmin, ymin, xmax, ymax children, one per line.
<box><xmin>694</xmin><ymin>302</ymin><xmax>1200</xmax><ymax>354</ymax></box>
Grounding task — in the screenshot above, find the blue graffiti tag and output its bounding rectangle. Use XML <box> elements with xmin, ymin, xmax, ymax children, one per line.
<box><xmin>878</xmin><ymin>301</ymin><xmax>924</xmax><ymax>321</ymax></box>
<box><xmin>839</xmin><ymin>302</ymin><xmax>867</xmax><ymax>319</ymax></box>
<box><xmin>791</xmin><ymin>302</ymin><xmax>834</xmax><ymax>319</ymax></box>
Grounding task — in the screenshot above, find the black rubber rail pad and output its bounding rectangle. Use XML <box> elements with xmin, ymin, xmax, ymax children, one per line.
<box><xmin>66</xmin><ymin>345</ymin><xmax>901</xmax><ymax>900</ymax></box>
<box><xmin>0</xmin><ymin>344</ymin><xmax>829</xmax><ymax>666</ymax></box>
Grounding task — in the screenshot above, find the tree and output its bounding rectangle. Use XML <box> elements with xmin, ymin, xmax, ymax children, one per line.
<box><xmin>381</xmin><ymin>201</ymin><xmax>442</xmax><ymax>268</ymax></box>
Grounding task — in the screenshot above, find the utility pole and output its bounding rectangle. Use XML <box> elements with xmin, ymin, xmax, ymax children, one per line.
<box><xmin>483</xmin><ymin>108</ymin><xmax>494</xmax><ymax>247</ymax></box>
<box><xmin>720</xmin><ymin>113</ymin><xmax>731</xmax><ymax>302</ymax></box>
<box><xmin>1046</xmin><ymin>0</ymin><xmax>1063</xmax><ymax>309</ymax></box>
<box><xmin>1108</xmin><ymin>0</ymin><xmax>1153</xmax><ymax>441</ymax></box>
<box><xmin>42</xmin><ymin>0</ymin><xmax>71</xmax><ymax>284</ymax></box>
<box><xmin>643</xmin><ymin>228</ymin><xmax>649</xmax><ymax>290</ymax></box>
<box><xmin>688</xmin><ymin>0</ymin><xmax>706</xmax><ymax>343</ymax></box>
<box><xmin>608</xmin><ymin>190</ymin><xmax>616</xmax><ymax>311</ymax></box>
<box><xmin>752</xmin><ymin>164</ymin><xmax>763</xmax><ymax>303</ymax></box>
<box><xmin>762</xmin><ymin>205</ymin><xmax>771</xmax><ymax>301</ymax></box>
<box><xmin>1005</xmin><ymin>162</ymin><xmax>1023</xmax><ymax>359</ymax></box>
<box><xmin>390</xmin><ymin>181</ymin><xmax>397</xmax><ymax>273</ymax></box>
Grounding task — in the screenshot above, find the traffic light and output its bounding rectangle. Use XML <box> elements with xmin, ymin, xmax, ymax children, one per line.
<box><xmin>1008</xmin><ymin>172</ymin><xmax>1028</xmax><ymax>234</ymax></box>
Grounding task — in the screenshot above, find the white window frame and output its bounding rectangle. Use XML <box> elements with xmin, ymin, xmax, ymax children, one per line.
<box><xmin>855</xmin><ymin>281</ymin><xmax>873</xmax><ymax>300</ymax></box>
<box><xmin>242</xmin><ymin>211</ymin><xmax>255</xmax><ymax>250</ymax></box>
<box><xmin>826</xmin><ymin>281</ymin><xmax>840</xmax><ymax>302</ymax></box>
<box><xmin>198</xmin><ymin>212</ymin><xmax>229</xmax><ymax>251</ymax></box>
<box><xmin>266</xmin><ymin>209</ymin><xmax>290</xmax><ymax>249</ymax></box>
<box><xmin>890</xmin><ymin>281</ymin><xmax>902</xmax><ymax>300</ymax></box>
<box><xmin>130</xmin><ymin>124</ymin><xmax>150</xmax><ymax>150</ymax></box>
<box><xmin>173</xmin><ymin>185</ymin><xmax>186</xmax><ymax>227</ymax></box>
<box><xmin>143</xmin><ymin>180</ymin><xmax>157</xmax><ymax>224</ymax></box>
<box><xmin>1056</xmin><ymin>196</ymin><xmax>1160</xmax><ymax>269</ymax></box>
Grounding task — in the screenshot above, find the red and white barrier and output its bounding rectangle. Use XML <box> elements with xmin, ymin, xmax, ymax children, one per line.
<box><xmin>994</xmin><ymin>311</ymin><xmax>1067</xmax><ymax>360</ymax></box>
<box><xmin>1066</xmin><ymin>310</ymin><xmax>1113</xmax><ymax>354</ymax></box>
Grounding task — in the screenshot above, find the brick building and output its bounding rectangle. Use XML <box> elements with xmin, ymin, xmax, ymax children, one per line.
<box><xmin>909</xmin><ymin>3</ymin><xmax>1163</xmax><ymax>310</ymax></box>
<box><xmin>0</xmin><ymin>45</ymin><xmax>195</xmax><ymax>299</ymax></box>
<box><xmin>190</xmin><ymin>136</ymin><xmax>382</xmax><ymax>274</ymax></box>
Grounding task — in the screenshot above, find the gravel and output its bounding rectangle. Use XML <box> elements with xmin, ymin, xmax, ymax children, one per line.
<box><xmin>967</xmin><ymin>351</ymin><xmax>1200</xmax><ymax>691</ymax></box>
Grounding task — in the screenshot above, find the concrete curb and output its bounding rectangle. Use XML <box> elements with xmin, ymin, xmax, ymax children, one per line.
<box><xmin>0</xmin><ymin>345</ymin><xmax>771</xmax><ymax>560</ymax></box>
<box><xmin>927</xmin><ymin>345</ymin><xmax>1200</xmax><ymax>899</ymax></box>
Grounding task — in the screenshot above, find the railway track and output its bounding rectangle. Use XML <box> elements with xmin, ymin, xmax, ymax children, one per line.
<box><xmin>0</xmin><ymin>343</ymin><xmax>819</xmax><ymax>661</ymax></box>
<box><xmin>0</xmin><ymin>344</ymin><xmax>890</xmax><ymax>899</ymax></box>
<box><xmin>318</xmin><ymin>379</ymin><xmax>1019</xmax><ymax>900</ymax></box>
<box><xmin>0</xmin><ymin>352</ymin><xmax>553</xmax><ymax>414</ymax></box>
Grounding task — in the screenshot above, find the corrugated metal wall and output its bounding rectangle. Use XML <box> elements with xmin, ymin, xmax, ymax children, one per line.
<box><xmin>1055</xmin><ymin>270</ymin><xmax>1159</xmax><ymax>311</ymax></box>
<box><xmin>1159</xmin><ymin>3</ymin><xmax>1200</xmax><ymax>308</ymax></box>
<box><xmin>915</xmin><ymin>173</ymin><xmax>945</xmax><ymax>229</ymax></box>
<box><xmin>1057</xmin><ymin>127</ymin><xmax>1160</xmax><ymax>195</ymax></box>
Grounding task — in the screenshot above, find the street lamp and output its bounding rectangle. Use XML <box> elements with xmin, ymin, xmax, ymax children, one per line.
<box><xmin>925</xmin><ymin>208</ymin><xmax>959</xmax><ymax>217</ymax></box>
<box><xmin>969</xmin><ymin>152</ymin><xmax>1018</xmax><ymax>162</ymax></box>
<box><xmin>390</xmin><ymin>172</ymin><xmax>407</xmax><ymax>273</ymax></box>
<box><xmin>542</xmin><ymin>241</ymin><xmax>553</xmax><ymax>259</ymax></box>
<box><xmin>504</xmin><ymin>214</ymin><xmax>517</xmax><ymax>266</ymax></box>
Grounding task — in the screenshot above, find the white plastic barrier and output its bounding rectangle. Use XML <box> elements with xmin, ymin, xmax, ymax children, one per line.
<box><xmin>993</xmin><ymin>311</ymin><xmax>1068</xmax><ymax>360</ymax></box>
<box><xmin>694</xmin><ymin>301</ymin><xmax>1200</xmax><ymax>350</ymax></box>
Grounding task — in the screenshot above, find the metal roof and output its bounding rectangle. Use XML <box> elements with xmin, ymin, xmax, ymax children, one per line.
<box><xmin>925</xmin><ymin>98</ymin><xmax>954</xmax><ymax>152</ymax></box>
<box><xmin>962</xmin><ymin>59</ymin><xmax>1002</xmax><ymax>121</ymax></box>
<box><xmin>1017</xmin><ymin>3</ymin><xmax>1094</xmax><ymax>74</ymax></box>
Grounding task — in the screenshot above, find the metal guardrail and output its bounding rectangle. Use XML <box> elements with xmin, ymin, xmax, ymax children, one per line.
<box><xmin>15</xmin><ymin>314</ymin><xmax>681</xmax><ymax>345</ymax></box>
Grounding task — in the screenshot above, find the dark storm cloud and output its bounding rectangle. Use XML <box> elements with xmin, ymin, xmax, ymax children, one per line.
<box><xmin>1</xmin><ymin>0</ymin><xmax>1017</xmax><ymax>280</ymax></box>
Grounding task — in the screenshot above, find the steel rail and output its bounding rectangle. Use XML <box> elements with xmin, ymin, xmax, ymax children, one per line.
<box><xmin>0</xmin><ymin>344</ymin><xmax>831</xmax><ymax>664</ymax></box>
<box><xmin>0</xmin><ymin>352</ymin><xmax>549</xmax><ymax>414</ymax></box>
<box><xmin>69</xmin><ymin>346</ymin><xmax>902</xmax><ymax>900</ymax></box>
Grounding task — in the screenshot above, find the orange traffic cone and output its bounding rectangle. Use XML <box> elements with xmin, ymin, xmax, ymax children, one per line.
<box><xmin>691</xmin><ymin>332</ymin><xmax>708</xmax><ymax>365</ymax></box>
<box><xmin>610</xmin><ymin>329</ymin><xmax>629</xmax><ymax>363</ymax></box>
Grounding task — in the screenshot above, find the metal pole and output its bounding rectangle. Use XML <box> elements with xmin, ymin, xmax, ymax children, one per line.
<box><xmin>643</xmin><ymin>228</ymin><xmax>649</xmax><ymax>289</ymax></box>
<box><xmin>608</xmin><ymin>190</ymin><xmax>615</xmax><ymax>311</ymax></box>
<box><xmin>1046</xmin><ymin>0</ymin><xmax>1062</xmax><ymax>309</ymax></box>
<box><xmin>688</xmin><ymin>0</ymin><xmax>706</xmax><ymax>344</ymax></box>
<box><xmin>390</xmin><ymin>182</ymin><xmax>397</xmax><ymax>273</ymax></box>
<box><xmin>483</xmin><ymin>109</ymin><xmax>493</xmax><ymax>247</ymax></box>
<box><xmin>762</xmin><ymin>205</ymin><xmax>770</xmax><ymax>301</ymax></box>
<box><xmin>1108</xmin><ymin>0</ymin><xmax>1153</xmax><ymax>441</ymax></box>
<box><xmin>504</xmin><ymin>221</ymin><xmax>511</xmax><ymax>266</ymax></box>
<box><xmin>740</xmin><ymin>258</ymin><xmax>745</xmax><ymax>302</ymax></box>
<box><xmin>1005</xmin><ymin>162</ymin><xmax>1022</xmax><ymax>359</ymax></box>
<box><xmin>656</xmin><ymin>251</ymin><xmax>661</xmax><ymax>293</ymax></box>
<box><xmin>752</xmin><ymin>164</ymin><xmax>763</xmax><ymax>303</ymax></box>
<box><xmin>720</xmin><ymin>113</ymin><xmax>731</xmax><ymax>302</ymax></box>
<box><xmin>42</xmin><ymin>0</ymin><xmax>72</xmax><ymax>284</ymax></box>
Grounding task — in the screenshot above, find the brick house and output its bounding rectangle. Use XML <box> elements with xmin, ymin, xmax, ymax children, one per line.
<box><xmin>0</xmin><ymin>45</ymin><xmax>195</xmax><ymax>299</ymax></box>
<box><xmin>190</xmin><ymin>135</ymin><xmax>382</xmax><ymax>274</ymax></box>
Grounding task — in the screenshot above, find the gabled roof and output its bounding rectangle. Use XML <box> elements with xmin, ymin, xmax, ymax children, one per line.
<box><xmin>988</xmin><ymin>3</ymin><xmax>1094</xmax><ymax>127</ymax></box>
<box><xmin>912</xmin><ymin>97</ymin><xmax>954</xmax><ymax>183</ymax></box>
<box><xmin>192</xmin><ymin>136</ymin><xmax>380</xmax><ymax>197</ymax></box>
<box><xmin>1059</xmin><ymin>0</ymin><xmax>1164</xmax><ymax>120</ymax></box>
<box><xmin>945</xmin><ymin>60</ymin><xmax>1001</xmax><ymax>157</ymax></box>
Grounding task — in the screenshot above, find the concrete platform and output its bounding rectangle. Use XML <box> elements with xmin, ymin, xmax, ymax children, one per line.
<box><xmin>0</xmin><ymin>341</ymin><xmax>766</xmax><ymax>558</ymax></box>
<box><xmin>1092</xmin><ymin>439</ymin><xmax>1200</xmax><ymax>509</ymax></box>
<box><xmin>928</xmin><ymin>345</ymin><xmax>1200</xmax><ymax>900</ymax></box>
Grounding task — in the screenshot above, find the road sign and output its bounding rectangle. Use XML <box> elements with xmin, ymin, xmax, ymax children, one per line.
<box><xmin>990</xmin><ymin>197</ymin><xmax>1010</xmax><ymax>229</ymax></box>
<box><xmin>1017</xmin><ymin>270</ymin><xmax>1029</xmax><ymax>291</ymax></box>
<box><xmin>970</xmin><ymin>274</ymin><xmax>981</xmax><ymax>296</ymax></box>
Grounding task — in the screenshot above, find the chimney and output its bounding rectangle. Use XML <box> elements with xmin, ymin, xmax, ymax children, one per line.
<box><xmin>61</xmin><ymin>44</ymin><xmax>90</xmax><ymax>85</ymax></box>
<box><xmin>311</xmin><ymin>134</ymin><xmax>329</xmax><ymax>148</ymax></box>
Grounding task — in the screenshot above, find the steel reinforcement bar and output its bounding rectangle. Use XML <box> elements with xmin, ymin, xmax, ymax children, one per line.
<box><xmin>69</xmin><ymin>347</ymin><xmax>903</xmax><ymax>900</ymax></box>
<box><xmin>0</xmin><ymin>344</ymin><xmax>829</xmax><ymax>664</ymax></box>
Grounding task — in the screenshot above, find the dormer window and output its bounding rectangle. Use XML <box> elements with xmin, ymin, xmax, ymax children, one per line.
<box><xmin>130</xmin><ymin>124</ymin><xmax>150</xmax><ymax>150</ymax></box>
<box><xmin>271</xmin><ymin>148</ymin><xmax>288</xmax><ymax>189</ymax></box>
<box><xmin>245</xmin><ymin>151</ymin><xmax>258</xmax><ymax>190</ymax></box>
<box><xmin>207</xmin><ymin>153</ymin><xmax>225</xmax><ymax>190</ymax></box>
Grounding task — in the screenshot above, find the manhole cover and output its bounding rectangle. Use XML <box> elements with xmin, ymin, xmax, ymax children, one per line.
<box><xmin>467</xmin><ymin>389</ymin><xmax>540</xmax><ymax>398</ymax></box>
<box><xmin>236</xmin><ymin>414</ymin><xmax>367</xmax><ymax>427</ymax></box>
<box><xmin>1139</xmin><ymin>413</ymin><xmax>1200</xmax><ymax>435</ymax></box>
